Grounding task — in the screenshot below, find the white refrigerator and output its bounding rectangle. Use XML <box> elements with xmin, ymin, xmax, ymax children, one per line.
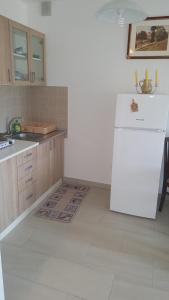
<box><xmin>110</xmin><ymin>94</ymin><xmax>169</xmax><ymax>219</ymax></box>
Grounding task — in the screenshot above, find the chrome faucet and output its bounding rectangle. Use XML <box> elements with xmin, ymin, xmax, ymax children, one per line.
<box><xmin>7</xmin><ymin>117</ymin><xmax>23</xmax><ymax>135</ymax></box>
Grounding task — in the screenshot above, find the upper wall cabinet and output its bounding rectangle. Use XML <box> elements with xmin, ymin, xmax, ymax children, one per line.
<box><xmin>10</xmin><ymin>20</ymin><xmax>46</xmax><ymax>86</ymax></box>
<box><xmin>0</xmin><ymin>16</ymin><xmax>11</xmax><ymax>85</ymax></box>
<box><xmin>0</xmin><ymin>15</ymin><xmax>46</xmax><ymax>86</ymax></box>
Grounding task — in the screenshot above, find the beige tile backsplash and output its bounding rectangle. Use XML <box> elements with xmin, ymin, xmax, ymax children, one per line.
<box><xmin>0</xmin><ymin>86</ymin><xmax>68</xmax><ymax>133</ymax></box>
<box><xmin>0</xmin><ymin>87</ymin><xmax>31</xmax><ymax>132</ymax></box>
<box><xmin>28</xmin><ymin>86</ymin><xmax>68</xmax><ymax>131</ymax></box>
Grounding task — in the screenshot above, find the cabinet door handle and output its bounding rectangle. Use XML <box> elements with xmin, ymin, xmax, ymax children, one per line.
<box><xmin>25</xmin><ymin>165</ymin><xmax>32</xmax><ymax>172</ymax></box>
<box><xmin>30</xmin><ymin>72</ymin><xmax>32</xmax><ymax>82</ymax></box>
<box><xmin>49</xmin><ymin>140</ymin><xmax>53</xmax><ymax>151</ymax></box>
<box><xmin>33</xmin><ymin>72</ymin><xmax>35</xmax><ymax>82</ymax></box>
<box><xmin>25</xmin><ymin>177</ymin><xmax>33</xmax><ymax>184</ymax></box>
<box><xmin>24</xmin><ymin>153</ymin><xmax>32</xmax><ymax>159</ymax></box>
<box><xmin>26</xmin><ymin>193</ymin><xmax>33</xmax><ymax>200</ymax></box>
<box><xmin>8</xmin><ymin>69</ymin><xmax>11</xmax><ymax>82</ymax></box>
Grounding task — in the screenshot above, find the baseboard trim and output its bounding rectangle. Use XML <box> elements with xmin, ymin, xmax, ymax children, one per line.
<box><xmin>0</xmin><ymin>179</ymin><xmax>62</xmax><ymax>241</ymax></box>
<box><xmin>63</xmin><ymin>177</ymin><xmax>111</xmax><ymax>190</ymax></box>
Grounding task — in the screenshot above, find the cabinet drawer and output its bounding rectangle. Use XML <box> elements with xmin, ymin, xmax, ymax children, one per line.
<box><xmin>18</xmin><ymin>171</ymin><xmax>36</xmax><ymax>192</ymax></box>
<box><xmin>17</xmin><ymin>160</ymin><xmax>36</xmax><ymax>179</ymax></box>
<box><xmin>17</xmin><ymin>148</ymin><xmax>37</xmax><ymax>166</ymax></box>
<box><xmin>19</xmin><ymin>183</ymin><xmax>36</xmax><ymax>213</ymax></box>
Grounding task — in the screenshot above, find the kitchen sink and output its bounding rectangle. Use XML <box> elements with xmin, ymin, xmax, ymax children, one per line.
<box><xmin>0</xmin><ymin>130</ymin><xmax>63</xmax><ymax>144</ymax></box>
<box><xmin>13</xmin><ymin>132</ymin><xmax>44</xmax><ymax>141</ymax></box>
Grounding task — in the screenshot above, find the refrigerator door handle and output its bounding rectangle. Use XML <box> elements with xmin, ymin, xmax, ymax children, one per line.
<box><xmin>115</xmin><ymin>126</ymin><xmax>166</xmax><ymax>133</ymax></box>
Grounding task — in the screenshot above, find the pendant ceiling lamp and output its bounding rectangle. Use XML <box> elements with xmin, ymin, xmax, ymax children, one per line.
<box><xmin>96</xmin><ymin>0</ymin><xmax>148</xmax><ymax>26</ymax></box>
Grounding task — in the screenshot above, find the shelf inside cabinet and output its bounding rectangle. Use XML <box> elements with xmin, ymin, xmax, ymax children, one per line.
<box><xmin>32</xmin><ymin>57</ymin><xmax>41</xmax><ymax>61</ymax></box>
<box><xmin>13</xmin><ymin>53</ymin><xmax>27</xmax><ymax>59</ymax></box>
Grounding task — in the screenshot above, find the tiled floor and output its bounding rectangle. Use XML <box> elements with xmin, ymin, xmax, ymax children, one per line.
<box><xmin>1</xmin><ymin>186</ymin><xmax>169</xmax><ymax>300</ymax></box>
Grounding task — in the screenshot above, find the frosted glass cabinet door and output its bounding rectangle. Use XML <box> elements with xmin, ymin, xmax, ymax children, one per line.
<box><xmin>10</xmin><ymin>21</ymin><xmax>30</xmax><ymax>84</ymax></box>
<box><xmin>30</xmin><ymin>30</ymin><xmax>46</xmax><ymax>85</ymax></box>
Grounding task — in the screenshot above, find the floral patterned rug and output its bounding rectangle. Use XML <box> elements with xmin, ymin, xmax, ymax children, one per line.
<box><xmin>36</xmin><ymin>183</ymin><xmax>90</xmax><ymax>223</ymax></box>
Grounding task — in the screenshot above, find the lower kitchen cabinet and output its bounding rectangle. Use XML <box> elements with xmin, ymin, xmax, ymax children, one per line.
<box><xmin>19</xmin><ymin>182</ymin><xmax>36</xmax><ymax>213</ymax></box>
<box><xmin>0</xmin><ymin>250</ymin><xmax>5</xmax><ymax>300</ymax></box>
<box><xmin>17</xmin><ymin>147</ymin><xmax>37</xmax><ymax>214</ymax></box>
<box><xmin>36</xmin><ymin>140</ymin><xmax>50</xmax><ymax>197</ymax></box>
<box><xmin>0</xmin><ymin>157</ymin><xmax>19</xmax><ymax>232</ymax></box>
<box><xmin>0</xmin><ymin>134</ymin><xmax>64</xmax><ymax>233</ymax></box>
<box><xmin>37</xmin><ymin>135</ymin><xmax>64</xmax><ymax>198</ymax></box>
<box><xmin>53</xmin><ymin>135</ymin><xmax>64</xmax><ymax>182</ymax></box>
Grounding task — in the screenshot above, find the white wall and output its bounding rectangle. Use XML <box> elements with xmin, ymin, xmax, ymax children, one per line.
<box><xmin>27</xmin><ymin>0</ymin><xmax>169</xmax><ymax>184</ymax></box>
<box><xmin>0</xmin><ymin>0</ymin><xmax>28</xmax><ymax>24</ymax></box>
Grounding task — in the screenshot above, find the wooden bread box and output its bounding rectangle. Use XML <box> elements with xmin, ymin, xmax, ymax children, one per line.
<box><xmin>21</xmin><ymin>122</ymin><xmax>57</xmax><ymax>135</ymax></box>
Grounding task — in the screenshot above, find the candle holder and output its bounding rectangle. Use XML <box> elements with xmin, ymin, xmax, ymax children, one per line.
<box><xmin>135</xmin><ymin>79</ymin><xmax>158</xmax><ymax>94</ymax></box>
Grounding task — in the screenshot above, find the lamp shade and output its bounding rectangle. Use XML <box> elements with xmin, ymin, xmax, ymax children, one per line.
<box><xmin>96</xmin><ymin>0</ymin><xmax>148</xmax><ymax>25</ymax></box>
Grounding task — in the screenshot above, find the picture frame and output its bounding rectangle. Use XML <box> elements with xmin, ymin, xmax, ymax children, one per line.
<box><xmin>127</xmin><ymin>16</ymin><xmax>169</xmax><ymax>59</ymax></box>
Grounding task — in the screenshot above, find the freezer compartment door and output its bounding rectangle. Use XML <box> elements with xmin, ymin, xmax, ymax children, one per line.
<box><xmin>115</xmin><ymin>94</ymin><xmax>169</xmax><ymax>130</ymax></box>
<box><xmin>110</xmin><ymin>128</ymin><xmax>165</xmax><ymax>219</ymax></box>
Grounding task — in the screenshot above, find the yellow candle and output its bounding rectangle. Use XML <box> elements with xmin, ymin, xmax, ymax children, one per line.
<box><xmin>135</xmin><ymin>71</ymin><xmax>138</xmax><ymax>86</ymax></box>
<box><xmin>145</xmin><ymin>69</ymin><xmax>149</xmax><ymax>80</ymax></box>
<box><xmin>155</xmin><ymin>70</ymin><xmax>159</xmax><ymax>86</ymax></box>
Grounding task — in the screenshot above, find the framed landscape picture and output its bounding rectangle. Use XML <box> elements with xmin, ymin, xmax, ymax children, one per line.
<box><xmin>127</xmin><ymin>16</ymin><xmax>169</xmax><ymax>59</ymax></box>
